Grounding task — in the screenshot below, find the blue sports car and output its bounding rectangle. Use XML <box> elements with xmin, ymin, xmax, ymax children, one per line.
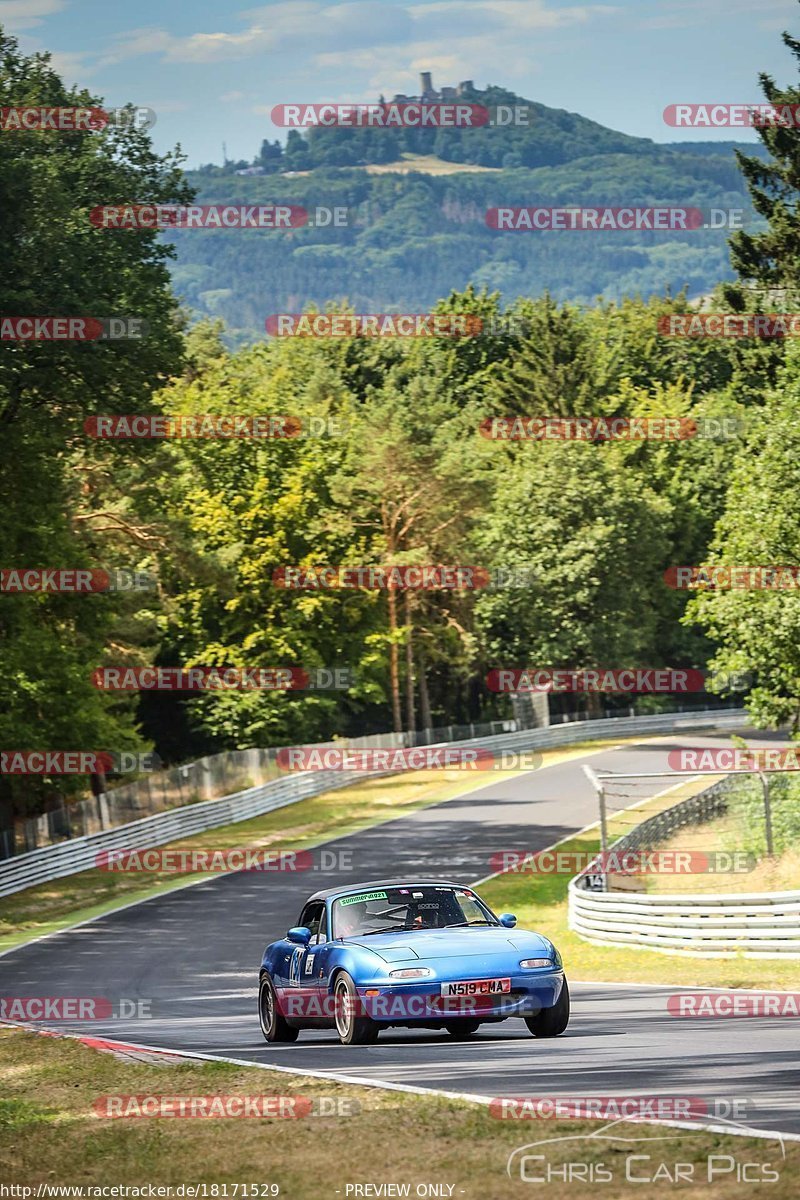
<box><xmin>258</xmin><ymin>878</ymin><xmax>569</xmax><ymax>1044</ymax></box>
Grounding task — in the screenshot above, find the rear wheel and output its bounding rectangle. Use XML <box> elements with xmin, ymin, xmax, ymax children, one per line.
<box><xmin>334</xmin><ymin>973</ymin><xmax>379</xmax><ymax>1045</ymax></box>
<box><xmin>444</xmin><ymin>1020</ymin><xmax>480</xmax><ymax>1039</ymax></box>
<box><xmin>525</xmin><ymin>977</ymin><xmax>570</xmax><ymax>1038</ymax></box>
<box><xmin>259</xmin><ymin>974</ymin><xmax>299</xmax><ymax>1043</ymax></box>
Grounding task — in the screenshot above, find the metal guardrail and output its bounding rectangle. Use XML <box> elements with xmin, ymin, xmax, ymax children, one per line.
<box><xmin>0</xmin><ymin>707</ymin><xmax>745</xmax><ymax>899</ymax></box>
<box><xmin>569</xmin><ymin>770</ymin><xmax>800</xmax><ymax>958</ymax></box>
<box><xmin>2</xmin><ymin>715</ymin><xmax>545</xmax><ymax>859</ymax></box>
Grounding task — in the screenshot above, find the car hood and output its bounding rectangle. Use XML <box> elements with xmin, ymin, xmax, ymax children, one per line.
<box><xmin>346</xmin><ymin>927</ymin><xmax>553</xmax><ymax>962</ymax></box>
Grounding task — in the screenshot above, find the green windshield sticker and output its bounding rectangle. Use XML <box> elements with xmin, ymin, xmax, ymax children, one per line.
<box><xmin>339</xmin><ymin>890</ymin><xmax>388</xmax><ymax>906</ymax></box>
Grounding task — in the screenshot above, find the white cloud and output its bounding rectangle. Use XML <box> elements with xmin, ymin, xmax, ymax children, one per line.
<box><xmin>97</xmin><ymin>27</ymin><xmax>176</xmax><ymax>69</ymax></box>
<box><xmin>220</xmin><ymin>90</ymin><xmax>246</xmax><ymax>102</ymax></box>
<box><xmin>164</xmin><ymin>3</ymin><xmax>412</xmax><ymax>63</ymax></box>
<box><xmin>0</xmin><ymin>0</ymin><xmax>64</xmax><ymax>32</ymax></box>
<box><xmin>44</xmin><ymin>48</ymin><xmax>92</xmax><ymax>81</ymax></box>
<box><xmin>96</xmin><ymin>0</ymin><xmax>613</xmax><ymax>68</ymax></box>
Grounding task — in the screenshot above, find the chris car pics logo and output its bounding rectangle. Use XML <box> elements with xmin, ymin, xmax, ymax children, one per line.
<box><xmin>506</xmin><ymin>1116</ymin><xmax>784</xmax><ymax>1184</ymax></box>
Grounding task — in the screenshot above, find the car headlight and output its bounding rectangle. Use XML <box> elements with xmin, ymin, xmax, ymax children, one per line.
<box><xmin>519</xmin><ymin>958</ymin><xmax>553</xmax><ymax>969</ymax></box>
<box><xmin>388</xmin><ymin>967</ymin><xmax>433</xmax><ymax>979</ymax></box>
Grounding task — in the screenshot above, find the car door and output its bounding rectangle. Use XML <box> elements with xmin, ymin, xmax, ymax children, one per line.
<box><xmin>301</xmin><ymin>902</ymin><xmax>339</xmax><ymax>1025</ymax></box>
<box><xmin>302</xmin><ymin>901</ymin><xmax>334</xmax><ymax>990</ymax></box>
<box><xmin>288</xmin><ymin>901</ymin><xmax>325</xmax><ymax>1019</ymax></box>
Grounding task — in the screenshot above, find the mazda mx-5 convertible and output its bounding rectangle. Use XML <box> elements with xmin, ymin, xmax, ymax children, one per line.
<box><xmin>258</xmin><ymin>878</ymin><xmax>569</xmax><ymax>1044</ymax></box>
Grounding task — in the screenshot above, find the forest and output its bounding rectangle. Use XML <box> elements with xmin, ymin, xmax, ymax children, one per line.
<box><xmin>1</xmin><ymin>28</ymin><xmax>799</xmax><ymax>829</ymax></box>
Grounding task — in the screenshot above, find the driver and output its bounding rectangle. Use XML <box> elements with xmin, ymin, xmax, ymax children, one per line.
<box><xmin>336</xmin><ymin>900</ymin><xmax>368</xmax><ymax>938</ymax></box>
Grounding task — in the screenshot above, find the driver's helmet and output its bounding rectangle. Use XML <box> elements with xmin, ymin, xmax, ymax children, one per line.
<box><xmin>338</xmin><ymin>900</ymin><xmax>368</xmax><ymax>937</ymax></box>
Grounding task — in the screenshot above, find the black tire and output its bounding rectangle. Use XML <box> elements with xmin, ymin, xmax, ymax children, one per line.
<box><xmin>444</xmin><ymin>1020</ymin><xmax>480</xmax><ymax>1039</ymax></box>
<box><xmin>333</xmin><ymin>973</ymin><xmax>379</xmax><ymax>1045</ymax></box>
<box><xmin>259</xmin><ymin>974</ymin><xmax>299</xmax><ymax>1043</ymax></box>
<box><xmin>525</xmin><ymin>977</ymin><xmax>570</xmax><ymax>1038</ymax></box>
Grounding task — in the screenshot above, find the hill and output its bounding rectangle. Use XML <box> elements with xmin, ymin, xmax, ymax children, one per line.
<box><xmin>169</xmin><ymin>84</ymin><xmax>767</xmax><ymax>341</ymax></box>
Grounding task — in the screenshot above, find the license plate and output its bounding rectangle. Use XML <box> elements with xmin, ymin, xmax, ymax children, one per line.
<box><xmin>440</xmin><ymin>978</ymin><xmax>511</xmax><ymax>997</ymax></box>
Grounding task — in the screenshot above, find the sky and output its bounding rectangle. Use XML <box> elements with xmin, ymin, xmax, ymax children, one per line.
<box><xmin>3</xmin><ymin>0</ymin><xmax>800</xmax><ymax>167</ymax></box>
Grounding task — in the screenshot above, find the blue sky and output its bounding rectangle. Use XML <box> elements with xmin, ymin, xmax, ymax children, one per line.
<box><xmin>4</xmin><ymin>0</ymin><xmax>800</xmax><ymax>167</ymax></box>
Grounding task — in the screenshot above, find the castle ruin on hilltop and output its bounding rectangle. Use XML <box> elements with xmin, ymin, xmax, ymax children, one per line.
<box><xmin>391</xmin><ymin>72</ymin><xmax>475</xmax><ymax>103</ymax></box>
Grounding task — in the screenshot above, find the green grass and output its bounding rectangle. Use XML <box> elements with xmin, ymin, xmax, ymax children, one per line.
<box><xmin>1</xmin><ymin>1027</ymin><xmax>797</xmax><ymax>1198</ymax></box>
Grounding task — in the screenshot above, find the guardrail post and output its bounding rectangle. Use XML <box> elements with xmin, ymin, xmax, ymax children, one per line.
<box><xmin>582</xmin><ymin>765</ymin><xmax>608</xmax><ymax>854</ymax></box>
<box><xmin>582</xmin><ymin>764</ymin><xmax>609</xmax><ymax>890</ymax></box>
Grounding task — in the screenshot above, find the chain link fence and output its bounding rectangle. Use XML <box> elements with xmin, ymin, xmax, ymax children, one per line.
<box><xmin>569</xmin><ymin>770</ymin><xmax>800</xmax><ymax>957</ymax></box>
<box><xmin>0</xmin><ymin>713</ymin><xmax>542</xmax><ymax>861</ymax></box>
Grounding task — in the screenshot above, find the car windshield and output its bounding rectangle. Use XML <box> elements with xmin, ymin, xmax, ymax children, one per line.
<box><xmin>331</xmin><ymin>885</ymin><xmax>497</xmax><ymax>939</ymax></box>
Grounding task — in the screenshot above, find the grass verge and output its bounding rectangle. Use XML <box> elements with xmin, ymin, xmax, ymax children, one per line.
<box><xmin>642</xmin><ymin>811</ymin><xmax>800</xmax><ymax>894</ymax></box>
<box><xmin>0</xmin><ymin>1027</ymin><xmax>797</xmax><ymax>1198</ymax></box>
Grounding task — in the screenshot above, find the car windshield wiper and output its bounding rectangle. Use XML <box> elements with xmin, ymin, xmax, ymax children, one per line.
<box><xmin>347</xmin><ymin>925</ymin><xmax>431</xmax><ymax>937</ymax></box>
<box><xmin>445</xmin><ymin>920</ymin><xmax>497</xmax><ymax>928</ymax></box>
<box><xmin>345</xmin><ymin>927</ymin><xmax>399</xmax><ymax>937</ymax></box>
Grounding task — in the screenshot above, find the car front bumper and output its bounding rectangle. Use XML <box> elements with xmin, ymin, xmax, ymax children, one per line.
<box><xmin>354</xmin><ymin>970</ymin><xmax>565</xmax><ymax>1023</ymax></box>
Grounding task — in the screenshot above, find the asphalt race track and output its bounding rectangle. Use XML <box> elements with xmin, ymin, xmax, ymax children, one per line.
<box><xmin>3</xmin><ymin>727</ymin><xmax>799</xmax><ymax>1138</ymax></box>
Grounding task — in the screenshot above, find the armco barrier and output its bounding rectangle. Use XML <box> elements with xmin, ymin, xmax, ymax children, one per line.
<box><xmin>0</xmin><ymin>709</ymin><xmax>745</xmax><ymax>899</ymax></box>
<box><xmin>568</xmin><ymin>772</ymin><xmax>800</xmax><ymax>959</ymax></box>
<box><xmin>3</xmin><ymin>717</ymin><xmax>537</xmax><ymax>857</ymax></box>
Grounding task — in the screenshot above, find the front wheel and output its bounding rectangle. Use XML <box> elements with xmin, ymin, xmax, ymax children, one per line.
<box><xmin>259</xmin><ymin>974</ymin><xmax>299</xmax><ymax>1043</ymax></box>
<box><xmin>525</xmin><ymin>977</ymin><xmax>570</xmax><ymax>1038</ymax></box>
<box><xmin>333</xmin><ymin>973</ymin><xmax>379</xmax><ymax>1045</ymax></box>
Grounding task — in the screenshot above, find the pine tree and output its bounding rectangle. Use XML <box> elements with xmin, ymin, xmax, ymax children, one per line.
<box><xmin>725</xmin><ymin>21</ymin><xmax>800</xmax><ymax>298</ymax></box>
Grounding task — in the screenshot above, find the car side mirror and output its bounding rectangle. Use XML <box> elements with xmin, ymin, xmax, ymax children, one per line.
<box><xmin>287</xmin><ymin>926</ymin><xmax>312</xmax><ymax>945</ymax></box>
<box><xmin>499</xmin><ymin>913</ymin><xmax>517</xmax><ymax>928</ymax></box>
